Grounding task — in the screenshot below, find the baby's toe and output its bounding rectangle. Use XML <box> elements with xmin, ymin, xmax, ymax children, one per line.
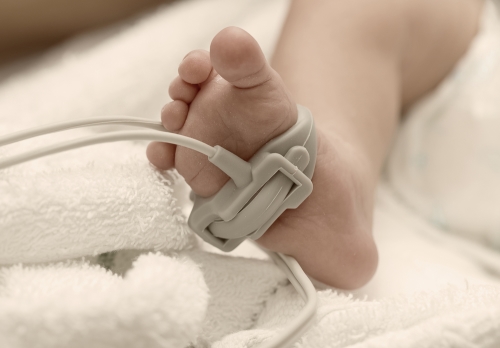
<box><xmin>168</xmin><ymin>76</ymin><xmax>199</xmax><ymax>104</ymax></box>
<box><xmin>178</xmin><ymin>49</ymin><xmax>213</xmax><ymax>84</ymax></box>
<box><xmin>161</xmin><ymin>100</ymin><xmax>189</xmax><ymax>132</ymax></box>
<box><xmin>210</xmin><ymin>27</ymin><xmax>271</xmax><ymax>88</ymax></box>
<box><xmin>146</xmin><ymin>141</ymin><xmax>176</xmax><ymax>170</ymax></box>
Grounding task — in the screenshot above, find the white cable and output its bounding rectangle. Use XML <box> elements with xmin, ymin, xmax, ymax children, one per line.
<box><xmin>0</xmin><ymin>130</ymin><xmax>215</xmax><ymax>170</ymax></box>
<box><xmin>0</xmin><ymin>116</ymin><xmax>255</xmax><ymax>184</ymax></box>
<box><xmin>0</xmin><ymin>116</ymin><xmax>165</xmax><ymax>146</ymax></box>
<box><xmin>0</xmin><ymin>116</ymin><xmax>318</xmax><ymax>348</ymax></box>
<box><xmin>250</xmin><ymin>240</ymin><xmax>318</xmax><ymax>348</ymax></box>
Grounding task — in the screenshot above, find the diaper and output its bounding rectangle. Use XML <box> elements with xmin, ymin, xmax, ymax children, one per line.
<box><xmin>386</xmin><ymin>0</ymin><xmax>500</xmax><ymax>247</ymax></box>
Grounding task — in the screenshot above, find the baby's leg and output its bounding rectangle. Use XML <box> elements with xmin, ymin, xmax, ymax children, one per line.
<box><xmin>147</xmin><ymin>0</ymin><xmax>483</xmax><ymax>289</ymax></box>
<box><xmin>262</xmin><ymin>0</ymin><xmax>483</xmax><ymax>286</ymax></box>
<box><xmin>273</xmin><ymin>0</ymin><xmax>483</xmax><ymax>177</ymax></box>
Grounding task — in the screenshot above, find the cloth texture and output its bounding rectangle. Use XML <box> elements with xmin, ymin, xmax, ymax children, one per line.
<box><xmin>386</xmin><ymin>0</ymin><xmax>500</xmax><ymax>249</ymax></box>
<box><xmin>2</xmin><ymin>0</ymin><xmax>500</xmax><ymax>347</ymax></box>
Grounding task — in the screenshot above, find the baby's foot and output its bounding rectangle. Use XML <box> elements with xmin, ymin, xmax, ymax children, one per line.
<box><xmin>147</xmin><ymin>27</ymin><xmax>297</xmax><ymax>197</ymax></box>
<box><xmin>147</xmin><ymin>27</ymin><xmax>377</xmax><ymax>289</ymax></box>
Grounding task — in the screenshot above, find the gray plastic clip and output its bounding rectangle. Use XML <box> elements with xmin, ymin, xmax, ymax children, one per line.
<box><xmin>188</xmin><ymin>104</ymin><xmax>317</xmax><ymax>252</ymax></box>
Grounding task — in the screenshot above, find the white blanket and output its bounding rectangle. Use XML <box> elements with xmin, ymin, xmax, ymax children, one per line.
<box><xmin>2</xmin><ymin>0</ymin><xmax>500</xmax><ymax>347</ymax></box>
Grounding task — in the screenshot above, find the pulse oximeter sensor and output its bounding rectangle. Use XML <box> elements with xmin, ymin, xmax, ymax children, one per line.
<box><xmin>0</xmin><ymin>104</ymin><xmax>318</xmax><ymax>348</ymax></box>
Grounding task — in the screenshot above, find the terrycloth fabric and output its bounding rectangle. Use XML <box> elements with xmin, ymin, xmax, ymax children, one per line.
<box><xmin>0</xmin><ymin>248</ymin><xmax>288</xmax><ymax>348</ymax></box>
<box><xmin>0</xmin><ymin>252</ymin><xmax>209</xmax><ymax>348</ymax></box>
<box><xmin>2</xmin><ymin>0</ymin><xmax>500</xmax><ymax>347</ymax></box>
<box><xmin>386</xmin><ymin>0</ymin><xmax>500</xmax><ymax>249</ymax></box>
<box><xmin>0</xmin><ymin>152</ymin><xmax>195</xmax><ymax>264</ymax></box>
<box><xmin>216</xmin><ymin>282</ymin><xmax>500</xmax><ymax>348</ymax></box>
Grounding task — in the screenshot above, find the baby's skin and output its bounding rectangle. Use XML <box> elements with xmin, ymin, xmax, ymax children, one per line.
<box><xmin>146</xmin><ymin>27</ymin><xmax>375</xmax><ymax>289</ymax></box>
<box><xmin>147</xmin><ymin>0</ymin><xmax>483</xmax><ymax>289</ymax></box>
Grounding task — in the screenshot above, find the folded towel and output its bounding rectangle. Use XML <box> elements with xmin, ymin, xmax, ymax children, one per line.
<box><xmin>0</xmin><ymin>145</ymin><xmax>196</xmax><ymax>264</ymax></box>
<box><xmin>0</xmin><ymin>251</ymin><xmax>209</xmax><ymax>348</ymax></box>
<box><xmin>0</xmin><ymin>246</ymin><xmax>290</xmax><ymax>348</ymax></box>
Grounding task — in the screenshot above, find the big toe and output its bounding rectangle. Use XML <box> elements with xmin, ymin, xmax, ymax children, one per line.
<box><xmin>210</xmin><ymin>27</ymin><xmax>272</xmax><ymax>88</ymax></box>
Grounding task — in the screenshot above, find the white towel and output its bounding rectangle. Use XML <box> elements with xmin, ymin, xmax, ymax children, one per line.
<box><xmin>214</xmin><ymin>282</ymin><xmax>500</xmax><ymax>348</ymax></box>
<box><xmin>0</xmin><ymin>251</ymin><xmax>210</xmax><ymax>348</ymax></box>
<box><xmin>0</xmin><ymin>149</ymin><xmax>196</xmax><ymax>263</ymax></box>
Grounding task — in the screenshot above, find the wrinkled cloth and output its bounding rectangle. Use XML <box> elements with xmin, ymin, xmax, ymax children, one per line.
<box><xmin>387</xmin><ymin>0</ymin><xmax>500</xmax><ymax>249</ymax></box>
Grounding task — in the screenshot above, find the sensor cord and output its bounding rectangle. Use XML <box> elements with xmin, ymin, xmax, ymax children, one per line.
<box><xmin>0</xmin><ymin>116</ymin><xmax>318</xmax><ymax>348</ymax></box>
